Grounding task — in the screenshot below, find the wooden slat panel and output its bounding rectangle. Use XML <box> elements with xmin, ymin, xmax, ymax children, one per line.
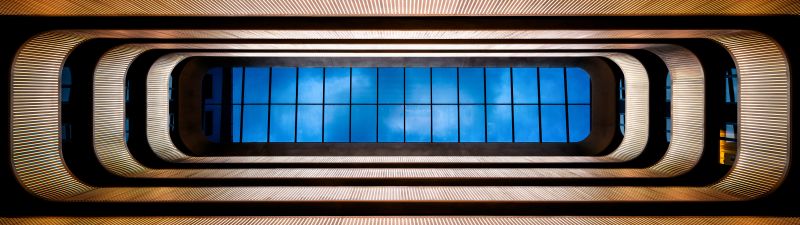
<box><xmin>1</xmin><ymin>0</ymin><xmax>799</xmax><ymax>16</ymax></box>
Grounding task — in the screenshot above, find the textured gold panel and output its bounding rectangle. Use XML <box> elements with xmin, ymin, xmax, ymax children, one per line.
<box><xmin>10</xmin><ymin>30</ymin><xmax>787</xmax><ymax>202</ymax></box>
<box><xmin>2</xmin><ymin>216</ymin><xmax>799</xmax><ymax>225</ymax></box>
<box><xmin>711</xmin><ymin>32</ymin><xmax>791</xmax><ymax>198</ymax></box>
<box><xmin>1</xmin><ymin>0</ymin><xmax>799</xmax><ymax>16</ymax></box>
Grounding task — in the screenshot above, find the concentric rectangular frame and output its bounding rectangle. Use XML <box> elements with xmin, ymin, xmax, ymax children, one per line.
<box><xmin>97</xmin><ymin>46</ymin><xmax>655</xmax><ymax>178</ymax></box>
<box><xmin>90</xmin><ymin>43</ymin><xmax>703</xmax><ymax>180</ymax></box>
<box><xmin>10</xmin><ymin>29</ymin><xmax>789</xmax><ymax>202</ymax></box>
<box><xmin>138</xmin><ymin>45</ymin><xmax>649</xmax><ymax>164</ymax></box>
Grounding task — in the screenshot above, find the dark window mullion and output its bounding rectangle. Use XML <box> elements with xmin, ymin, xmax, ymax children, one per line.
<box><xmin>564</xmin><ymin>67</ymin><xmax>571</xmax><ymax>142</ymax></box>
<box><xmin>510</xmin><ymin>67</ymin><xmax>515</xmax><ymax>143</ymax></box>
<box><xmin>537</xmin><ymin>67</ymin><xmax>543</xmax><ymax>143</ymax></box>
<box><xmin>456</xmin><ymin>67</ymin><xmax>461</xmax><ymax>143</ymax></box>
<box><xmin>238</xmin><ymin>66</ymin><xmax>246</xmax><ymax>143</ymax></box>
<box><xmin>266</xmin><ymin>66</ymin><xmax>272</xmax><ymax>143</ymax></box>
<box><xmin>483</xmin><ymin>67</ymin><xmax>488</xmax><ymax>143</ymax></box>
<box><xmin>349</xmin><ymin>67</ymin><xmax>352</xmax><ymax>142</ymax></box>
<box><xmin>375</xmin><ymin>67</ymin><xmax>379</xmax><ymax>143</ymax></box>
<box><xmin>294</xmin><ymin>66</ymin><xmax>299</xmax><ymax>143</ymax></box>
<box><xmin>429</xmin><ymin>67</ymin><xmax>433</xmax><ymax>143</ymax></box>
<box><xmin>322</xmin><ymin>67</ymin><xmax>326</xmax><ymax>142</ymax></box>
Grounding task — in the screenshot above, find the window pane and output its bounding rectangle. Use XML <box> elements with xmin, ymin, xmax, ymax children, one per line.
<box><xmin>323</xmin><ymin>105</ymin><xmax>349</xmax><ymax>142</ymax></box>
<box><xmin>459</xmin><ymin>68</ymin><xmax>485</xmax><ymax>104</ymax></box>
<box><xmin>378</xmin><ymin>105</ymin><xmax>404</xmax><ymax>142</ymax></box>
<box><xmin>731</xmin><ymin>76</ymin><xmax>739</xmax><ymax>103</ymax></box>
<box><xmin>242</xmin><ymin>105</ymin><xmax>268</xmax><ymax>142</ymax></box>
<box><xmin>244</xmin><ymin>67</ymin><xmax>270</xmax><ymax>104</ymax></box>
<box><xmin>486</xmin><ymin>68</ymin><xmax>511</xmax><ymax>104</ymax></box>
<box><xmin>568</xmin><ymin>105</ymin><xmax>590</xmax><ymax>142</ymax></box>
<box><xmin>460</xmin><ymin>105</ymin><xmax>485</xmax><ymax>142</ymax></box>
<box><xmin>232</xmin><ymin>105</ymin><xmax>241</xmax><ymax>142</ymax></box>
<box><xmin>232</xmin><ymin>67</ymin><xmax>243</xmax><ymax>104</ymax></box>
<box><xmin>203</xmin><ymin>105</ymin><xmax>221</xmax><ymax>142</ymax></box>
<box><xmin>513</xmin><ymin>105</ymin><xmax>539</xmax><ymax>142</ymax></box>
<box><xmin>325</xmin><ymin>68</ymin><xmax>350</xmax><ymax>104</ymax></box>
<box><xmin>204</xmin><ymin>67</ymin><xmax>223</xmax><ymax>104</ymax></box>
<box><xmin>487</xmin><ymin>105</ymin><xmax>512</xmax><ymax>142</ymax></box>
<box><xmin>541</xmin><ymin>105</ymin><xmax>567</xmax><ymax>142</ymax></box>
<box><xmin>351</xmin><ymin>105</ymin><xmax>377</xmax><ymax>142</ymax></box>
<box><xmin>62</xmin><ymin>88</ymin><xmax>70</xmax><ymax>102</ymax></box>
<box><xmin>433</xmin><ymin>105</ymin><xmax>458</xmax><ymax>142</ymax></box>
<box><xmin>726</xmin><ymin>123</ymin><xmax>736</xmax><ymax>139</ymax></box>
<box><xmin>432</xmin><ymin>68</ymin><xmax>458</xmax><ymax>104</ymax></box>
<box><xmin>512</xmin><ymin>68</ymin><xmax>538</xmax><ymax>104</ymax></box>
<box><xmin>665</xmin><ymin>72</ymin><xmax>672</xmax><ymax>102</ymax></box>
<box><xmin>378</xmin><ymin>68</ymin><xmax>404</xmax><ymax>104</ymax></box>
<box><xmin>62</xmin><ymin>67</ymin><xmax>72</xmax><ymax>102</ymax></box>
<box><xmin>62</xmin><ymin>67</ymin><xmax>72</xmax><ymax>85</ymax></box>
<box><xmin>406</xmin><ymin>105</ymin><xmax>431</xmax><ymax>142</ymax></box>
<box><xmin>269</xmin><ymin>105</ymin><xmax>295</xmax><ymax>142</ymax></box>
<box><xmin>666</xmin><ymin>117</ymin><xmax>672</xmax><ymax>142</ymax></box>
<box><xmin>298</xmin><ymin>68</ymin><xmax>323</xmax><ymax>104</ymax></box>
<box><xmin>352</xmin><ymin>68</ymin><xmax>377</xmax><ymax>104</ymax></box>
<box><xmin>271</xmin><ymin>67</ymin><xmax>297</xmax><ymax>104</ymax></box>
<box><xmin>297</xmin><ymin>105</ymin><xmax>322</xmax><ymax>142</ymax></box>
<box><xmin>539</xmin><ymin>68</ymin><xmax>565</xmax><ymax>104</ymax></box>
<box><xmin>566</xmin><ymin>67</ymin><xmax>590</xmax><ymax>104</ymax></box>
<box><xmin>405</xmin><ymin>68</ymin><xmax>431</xmax><ymax>104</ymax></box>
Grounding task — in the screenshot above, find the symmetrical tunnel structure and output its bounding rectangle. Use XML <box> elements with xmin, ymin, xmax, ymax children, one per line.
<box><xmin>1</xmin><ymin>1</ymin><xmax>799</xmax><ymax>224</ymax></box>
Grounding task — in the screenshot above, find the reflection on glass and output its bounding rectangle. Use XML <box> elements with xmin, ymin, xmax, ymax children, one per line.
<box><xmin>323</xmin><ymin>105</ymin><xmax>349</xmax><ymax>142</ymax></box>
<box><xmin>567</xmin><ymin>67</ymin><xmax>590</xmax><ymax>104</ymax></box>
<box><xmin>352</xmin><ymin>68</ymin><xmax>377</xmax><ymax>104</ymax></box>
<box><xmin>514</xmin><ymin>105</ymin><xmax>539</xmax><ymax>142</ymax></box>
<box><xmin>232</xmin><ymin>67</ymin><xmax>243</xmax><ymax>104</ymax></box>
<box><xmin>405</xmin><ymin>105</ymin><xmax>431</xmax><ymax>142</ymax></box>
<box><xmin>204</xmin><ymin>104</ymin><xmax>222</xmax><ymax>142</ymax></box>
<box><xmin>432</xmin><ymin>68</ymin><xmax>458</xmax><ymax>104</ymax></box>
<box><xmin>378</xmin><ymin>105</ymin><xmax>404</xmax><ymax>142</ymax></box>
<box><xmin>242</xmin><ymin>105</ymin><xmax>268</xmax><ymax>142</ymax></box>
<box><xmin>486</xmin><ymin>68</ymin><xmax>511</xmax><ymax>104</ymax></box>
<box><xmin>298</xmin><ymin>68</ymin><xmax>323</xmax><ymax>104</ymax></box>
<box><xmin>433</xmin><ymin>105</ymin><xmax>458</xmax><ymax>142</ymax></box>
<box><xmin>460</xmin><ymin>105</ymin><xmax>485</xmax><ymax>142</ymax></box>
<box><xmin>244</xmin><ymin>67</ymin><xmax>270</xmax><ymax>104</ymax></box>
<box><xmin>351</xmin><ymin>105</ymin><xmax>377</xmax><ymax>142</ymax></box>
<box><xmin>459</xmin><ymin>68</ymin><xmax>485</xmax><ymax>104</ymax></box>
<box><xmin>568</xmin><ymin>105</ymin><xmax>590</xmax><ymax>142</ymax></box>
<box><xmin>269</xmin><ymin>105</ymin><xmax>295</xmax><ymax>142</ymax></box>
<box><xmin>512</xmin><ymin>68</ymin><xmax>538</xmax><ymax>104</ymax></box>
<box><xmin>204</xmin><ymin>67</ymin><xmax>223</xmax><ymax>104</ymax></box>
<box><xmin>205</xmin><ymin>66</ymin><xmax>591</xmax><ymax>143</ymax></box>
<box><xmin>271</xmin><ymin>67</ymin><xmax>297</xmax><ymax>104</ymax></box>
<box><xmin>541</xmin><ymin>105</ymin><xmax>567</xmax><ymax>142</ymax></box>
<box><xmin>406</xmin><ymin>68</ymin><xmax>431</xmax><ymax>104</ymax></box>
<box><xmin>297</xmin><ymin>105</ymin><xmax>322</xmax><ymax>142</ymax></box>
<box><xmin>325</xmin><ymin>68</ymin><xmax>350</xmax><ymax>104</ymax></box>
<box><xmin>379</xmin><ymin>68</ymin><xmax>404</xmax><ymax>104</ymax></box>
<box><xmin>487</xmin><ymin>105</ymin><xmax>512</xmax><ymax>142</ymax></box>
<box><xmin>540</xmin><ymin>68</ymin><xmax>565</xmax><ymax>104</ymax></box>
<box><xmin>232</xmin><ymin>105</ymin><xmax>241</xmax><ymax>142</ymax></box>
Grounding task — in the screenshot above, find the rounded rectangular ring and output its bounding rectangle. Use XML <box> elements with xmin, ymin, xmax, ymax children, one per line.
<box><xmin>10</xmin><ymin>30</ymin><xmax>788</xmax><ymax>202</ymax></box>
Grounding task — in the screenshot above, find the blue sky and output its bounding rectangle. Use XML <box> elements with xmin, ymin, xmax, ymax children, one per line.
<box><xmin>206</xmin><ymin>66</ymin><xmax>591</xmax><ymax>143</ymax></box>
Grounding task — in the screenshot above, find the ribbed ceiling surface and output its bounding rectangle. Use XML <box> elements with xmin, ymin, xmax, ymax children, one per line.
<box><xmin>2</xmin><ymin>0</ymin><xmax>800</xmax><ymax>16</ymax></box>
